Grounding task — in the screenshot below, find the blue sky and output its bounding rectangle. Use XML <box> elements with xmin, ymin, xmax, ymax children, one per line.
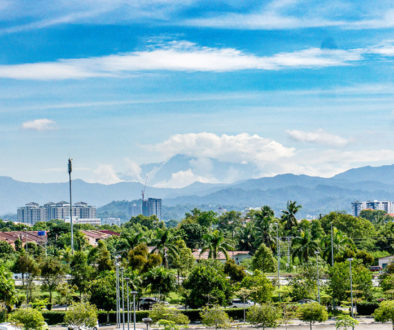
<box><xmin>1</xmin><ymin>0</ymin><xmax>394</xmax><ymax>186</ymax></box>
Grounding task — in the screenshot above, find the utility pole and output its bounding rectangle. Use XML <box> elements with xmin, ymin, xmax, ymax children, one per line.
<box><xmin>315</xmin><ymin>251</ymin><xmax>320</xmax><ymax>304</ymax></box>
<box><xmin>121</xmin><ymin>268</ymin><xmax>125</xmax><ymax>330</ymax></box>
<box><xmin>331</xmin><ymin>223</ymin><xmax>334</xmax><ymax>266</ymax></box>
<box><xmin>274</xmin><ymin>223</ymin><xmax>280</xmax><ymax>299</ymax></box>
<box><xmin>285</xmin><ymin>236</ymin><xmax>292</xmax><ymax>270</ymax></box>
<box><xmin>115</xmin><ymin>256</ymin><xmax>120</xmax><ymax>328</ymax></box>
<box><xmin>68</xmin><ymin>158</ymin><xmax>74</xmax><ymax>254</ymax></box>
<box><xmin>348</xmin><ymin>258</ymin><xmax>354</xmax><ymax>323</ymax></box>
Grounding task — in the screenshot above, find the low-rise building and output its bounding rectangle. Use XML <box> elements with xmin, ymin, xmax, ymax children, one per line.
<box><xmin>192</xmin><ymin>249</ymin><xmax>250</xmax><ymax>265</ymax></box>
<box><xmin>378</xmin><ymin>255</ymin><xmax>394</xmax><ymax>269</ymax></box>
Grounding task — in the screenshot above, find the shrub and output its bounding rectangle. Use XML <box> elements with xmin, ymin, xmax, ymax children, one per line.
<box><xmin>8</xmin><ymin>308</ymin><xmax>46</xmax><ymax>330</ymax></box>
<box><xmin>246</xmin><ymin>304</ymin><xmax>281</xmax><ymax>330</ymax></box>
<box><xmin>373</xmin><ymin>300</ymin><xmax>394</xmax><ymax>328</ymax></box>
<box><xmin>64</xmin><ymin>302</ymin><xmax>98</xmax><ymax>328</ymax></box>
<box><xmin>200</xmin><ymin>306</ymin><xmax>231</xmax><ymax>329</ymax></box>
<box><xmin>149</xmin><ymin>303</ymin><xmax>189</xmax><ymax>325</ymax></box>
<box><xmin>298</xmin><ymin>302</ymin><xmax>328</xmax><ymax>330</ymax></box>
<box><xmin>335</xmin><ymin>315</ymin><xmax>359</xmax><ymax>330</ymax></box>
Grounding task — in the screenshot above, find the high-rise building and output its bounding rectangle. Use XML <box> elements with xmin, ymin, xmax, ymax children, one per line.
<box><xmin>351</xmin><ymin>200</ymin><xmax>393</xmax><ymax>217</ymax></box>
<box><xmin>142</xmin><ymin>198</ymin><xmax>162</xmax><ymax>219</ymax></box>
<box><xmin>17</xmin><ymin>201</ymin><xmax>96</xmax><ymax>224</ymax></box>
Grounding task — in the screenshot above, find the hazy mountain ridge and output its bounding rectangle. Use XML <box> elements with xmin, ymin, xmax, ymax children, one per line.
<box><xmin>2</xmin><ymin>163</ymin><xmax>394</xmax><ymax>220</ymax></box>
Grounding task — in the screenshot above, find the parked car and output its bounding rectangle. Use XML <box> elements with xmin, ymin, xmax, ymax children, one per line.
<box><xmin>369</xmin><ymin>266</ymin><xmax>382</xmax><ymax>272</ymax></box>
<box><xmin>0</xmin><ymin>323</ymin><xmax>22</xmax><ymax>330</ymax></box>
<box><xmin>139</xmin><ymin>297</ymin><xmax>160</xmax><ymax>310</ymax></box>
<box><xmin>228</xmin><ymin>299</ymin><xmax>254</xmax><ymax>308</ymax></box>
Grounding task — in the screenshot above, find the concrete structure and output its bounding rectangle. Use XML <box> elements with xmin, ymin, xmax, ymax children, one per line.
<box><xmin>65</xmin><ymin>217</ymin><xmax>101</xmax><ymax>226</ymax></box>
<box><xmin>352</xmin><ymin>200</ymin><xmax>394</xmax><ymax>217</ymax></box>
<box><xmin>142</xmin><ymin>198</ymin><xmax>162</xmax><ymax>219</ymax></box>
<box><xmin>17</xmin><ymin>201</ymin><xmax>96</xmax><ymax>224</ymax></box>
<box><xmin>378</xmin><ymin>255</ymin><xmax>394</xmax><ymax>269</ymax></box>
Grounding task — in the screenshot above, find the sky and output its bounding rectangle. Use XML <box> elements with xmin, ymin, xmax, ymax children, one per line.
<box><xmin>1</xmin><ymin>0</ymin><xmax>394</xmax><ymax>186</ymax></box>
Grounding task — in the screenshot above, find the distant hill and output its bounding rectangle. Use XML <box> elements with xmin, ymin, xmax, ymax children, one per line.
<box><xmin>2</xmin><ymin>164</ymin><xmax>394</xmax><ymax>220</ymax></box>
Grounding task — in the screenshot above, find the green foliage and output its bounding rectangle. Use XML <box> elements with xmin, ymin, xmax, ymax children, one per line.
<box><xmin>70</xmin><ymin>250</ymin><xmax>92</xmax><ymax>296</ymax></box>
<box><xmin>335</xmin><ymin>315</ymin><xmax>359</xmax><ymax>329</ymax></box>
<box><xmin>0</xmin><ymin>264</ymin><xmax>16</xmax><ymax>308</ymax></box>
<box><xmin>88</xmin><ymin>240</ymin><xmax>113</xmax><ymax>272</ymax></box>
<box><xmin>178</xmin><ymin>222</ymin><xmax>207</xmax><ymax>249</ymax></box>
<box><xmin>246</xmin><ymin>303</ymin><xmax>281</xmax><ymax>329</ymax></box>
<box><xmin>374</xmin><ymin>300</ymin><xmax>394</xmax><ymax>326</ymax></box>
<box><xmin>183</xmin><ymin>261</ymin><xmax>232</xmax><ymax>308</ymax></box>
<box><xmin>64</xmin><ymin>302</ymin><xmax>98</xmax><ymax>328</ymax></box>
<box><xmin>200</xmin><ymin>230</ymin><xmax>233</xmax><ymax>260</ymax></box>
<box><xmin>240</xmin><ymin>270</ymin><xmax>274</xmax><ymax>303</ymax></box>
<box><xmin>168</xmin><ymin>239</ymin><xmax>194</xmax><ymax>277</ymax></box>
<box><xmin>126</xmin><ymin>214</ymin><xmax>164</xmax><ymax>230</ymax></box>
<box><xmin>143</xmin><ymin>266</ymin><xmax>176</xmax><ymax>298</ymax></box>
<box><xmin>89</xmin><ymin>270</ymin><xmax>116</xmax><ymax>312</ymax></box>
<box><xmin>40</xmin><ymin>256</ymin><xmax>66</xmax><ymax>304</ymax></box>
<box><xmin>356</xmin><ymin>302</ymin><xmax>379</xmax><ymax>315</ymax></box>
<box><xmin>8</xmin><ymin>308</ymin><xmax>46</xmax><ymax>330</ymax></box>
<box><xmin>200</xmin><ymin>306</ymin><xmax>231</xmax><ymax>329</ymax></box>
<box><xmin>0</xmin><ymin>241</ymin><xmax>15</xmax><ymax>260</ymax></box>
<box><xmin>281</xmin><ymin>201</ymin><xmax>301</xmax><ymax>232</ymax></box>
<box><xmin>224</xmin><ymin>259</ymin><xmax>246</xmax><ymax>282</ymax></box>
<box><xmin>128</xmin><ymin>243</ymin><xmax>162</xmax><ymax>273</ymax></box>
<box><xmin>252</xmin><ymin>243</ymin><xmax>276</xmax><ymax>272</ymax></box>
<box><xmin>149</xmin><ymin>303</ymin><xmax>190</xmax><ymax>324</ymax></box>
<box><xmin>298</xmin><ymin>303</ymin><xmax>328</xmax><ymax>328</ymax></box>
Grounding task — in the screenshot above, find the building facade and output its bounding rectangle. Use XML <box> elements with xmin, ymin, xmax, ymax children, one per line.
<box><xmin>17</xmin><ymin>201</ymin><xmax>96</xmax><ymax>224</ymax></box>
<box><xmin>142</xmin><ymin>198</ymin><xmax>162</xmax><ymax>219</ymax></box>
<box><xmin>352</xmin><ymin>200</ymin><xmax>393</xmax><ymax>217</ymax></box>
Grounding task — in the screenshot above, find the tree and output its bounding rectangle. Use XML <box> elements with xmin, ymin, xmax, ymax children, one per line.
<box><xmin>56</xmin><ymin>282</ymin><xmax>76</xmax><ymax>309</ymax></box>
<box><xmin>183</xmin><ymin>261</ymin><xmax>232</xmax><ymax>308</ymax></box>
<box><xmin>200</xmin><ymin>306</ymin><xmax>231</xmax><ymax>329</ymax></box>
<box><xmin>151</xmin><ymin>229</ymin><xmax>179</xmax><ymax>268</ymax></box>
<box><xmin>126</xmin><ymin>214</ymin><xmax>164</xmax><ymax>230</ymax></box>
<box><xmin>252</xmin><ymin>206</ymin><xmax>276</xmax><ymax>249</ymax></box>
<box><xmin>40</xmin><ymin>256</ymin><xmax>66</xmax><ymax>305</ymax></box>
<box><xmin>168</xmin><ymin>239</ymin><xmax>195</xmax><ymax>280</ymax></box>
<box><xmin>0</xmin><ymin>241</ymin><xmax>15</xmax><ymax>260</ymax></box>
<box><xmin>12</xmin><ymin>252</ymin><xmax>40</xmax><ymax>303</ymax></box>
<box><xmin>0</xmin><ymin>264</ymin><xmax>16</xmax><ymax>309</ymax></box>
<box><xmin>200</xmin><ymin>230</ymin><xmax>233</xmax><ymax>260</ymax></box>
<box><xmin>183</xmin><ymin>209</ymin><xmax>217</xmax><ymax>228</ymax></box>
<box><xmin>251</xmin><ymin>243</ymin><xmax>277</xmax><ymax>272</ymax></box>
<box><xmin>143</xmin><ymin>266</ymin><xmax>176</xmax><ymax>300</ymax></box>
<box><xmin>149</xmin><ymin>303</ymin><xmax>190</xmax><ymax>325</ymax></box>
<box><xmin>178</xmin><ymin>222</ymin><xmax>207</xmax><ymax>249</ymax></box>
<box><xmin>298</xmin><ymin>302</ymin><xmax>328</xmax><ymax>330</ymax></box>
<box><xmin>321</xmin><ymin>228</ymin><xmax>353</xmax><ymax>263</ymax></box>
<box><xmin>373</xmin><ymin>300</ymin><xmax>394</xmax><ymax>329</ymax></box>
<box><xmin>65</xmin><ymin>302</ymin><xmax>98</xmax><ymax>328</ymax></box>
<box><xmin>217</xmin><ymin>211</ymin><xmax>242</xmax><ymax>238</ymax></box>
<box><xmin>128</xmin><ymin>243</ymin><xmax>162</xmax><ymax>273</ymax></box>
<box><xmin>89</xmin><ymin>271</ymin><xmax>116</xmax><ymax>322</ymax></box>
<box><xmin>281</xmin><ymin>201</ymin><xmax>301</xmax><ymax>232</ymax></box>
<box><xmin>292</xmin><ymin>230</ymin><xmax>319</xmax><ymax>263</ymax></box>
<box><xmin>246</xmin><ymin>304</ymin><xmax>281</xmax><ymax>330</ymax></box>
<box><xmin>335</xmin><ymin>315</ymin><xmax>359</xmax><ymax>330</ymax></box>
<box><xmin>8</xmin><ymin>308</ymin><xmax>46</xmax><ymax>330</ymax></box>
<box><xmin>70</xmin><ymin>251</ymin><xmax>92</xmax><ymax>297</ymax></box>
<box><xmin>240</xmin><ymin>270</ymin><xmax>274</xmax><ymax>304</ymax></box>
<box><xmin>224</xmin><ymin>259</ymin><xmax>246</xmax><ymax>282</ymax></box>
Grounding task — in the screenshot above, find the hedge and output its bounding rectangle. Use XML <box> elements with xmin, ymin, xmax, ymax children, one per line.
<box><xmin>42</xmin><ymin>308</ymin><xmax>247</xmax><ymax>325</ymax></box>
<box><xmin>356</xmin><ymin>302</ymin><xmax>379</xmax><ymax>315</ymax></box>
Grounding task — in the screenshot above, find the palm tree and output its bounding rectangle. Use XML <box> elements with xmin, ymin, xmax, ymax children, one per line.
<box><xmin>200</xmin><ymin>230</ymin><xmax>233</xmax><ymax>260</ymax></box>
<box><xmin>254</xmin><ymin>206</ymin><xmax>276</xmax><ymax>249</ymax></box>
<box><xmin>292</xmin><ymin>230</ymin><xmax>319</xmax><ymax>263</ymax></box>
<box><xmin>281</xmin><ymin>201</ymin><xmax>302</xmax><ymax>232</ymax></box>
<box><xmin>151</xmin><ymin>229</ymin><xmax>179</xmax><ymax>268</ymax></box>
<box><xmin>236</xmin><ymin>223</ymin><xmax>255</xmax><ymax>252</ymax></box>
<box><xmin>321</xmin><ymin>227</ymin><xmax>354</xmax><ymax>263</ymax></box>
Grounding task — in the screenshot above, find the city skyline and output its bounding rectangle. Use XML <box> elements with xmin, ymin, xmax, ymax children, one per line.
<box><xmin>1</xmin><ymin>1</ymin><xmax>394</xmax><ymax>187</ymax></box>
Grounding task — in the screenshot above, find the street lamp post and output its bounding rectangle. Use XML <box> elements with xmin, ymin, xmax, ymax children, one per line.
<box><xmin>121</xmin><ymin>268</ymin><xmax>125</xmax><ymax>330</ymax></box>
<box><xmin>115</xmin><ymin>256</ymin><xmax>120</xmax><ymax>328</ymax></box>
<box><xmin>67</xmin><ymin>158</ymin><xmax>74</xmax><ymax>254</ymax></box>
<box><xmin>125</xmin><ymin>278</ymin><xmax>130</xmax><ymax>330</ymax></box>
<box><xmin>315</xmin><ymin>251</ymin><xmax>320</xmax><ymax>304</ymax></box>
<box><xmin>131</xmin><ymin>291</ymin><xmax>138</xmax><ymax>330</ymax></box>
<box><xmin>347</xmin><ymin>258</ymin><xmax>354</xmax><ymax>320</ymax></box>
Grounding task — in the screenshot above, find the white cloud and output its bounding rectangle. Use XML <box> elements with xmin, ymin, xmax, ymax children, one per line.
<box><xmin>150</xmin><ymin>132</ymin><xmax>295</xmax><ymax>166</ymax></box>
<box><xmin>0</xmin><ymin>41</ymin><xmax>364</xmax><ymax>80</ymax></box>
<box><xmin>154</xmin><ymin>169</ymin><xmax>215</xmax><ymax>188</ymax></box>
<box><xmin>92</xmin><ymin>164</ymin><xmax>122</xmax><ymax>184</ymax></box>
<box><xmin>286</xmin><ymin>129</ymin><xmax>348</xmax><ymax>147</ymax></box>
<box><xmin>22</xmin><ymin>118</ymin><xmax>56</xmax><ymax>131</ymax></box>
<box><xmin>122</xmin><ymin>159</ymin><xmax>143</xmax><ymax>182</ymax></box>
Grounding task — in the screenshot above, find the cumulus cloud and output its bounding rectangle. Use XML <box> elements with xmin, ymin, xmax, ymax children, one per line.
<box><xmin>154</xmin><ymin>169</ymin><xmax>215</xmax><ymax>188</ymax></box>
<box><xmin>0</xmin><ymin>41</ymin><xmax>365</xmax><ymax>80</ymax></box>
<box><xmin>150</xmin><ymin>132</ymin><xmax>295</xmax><ymax>166</ymax></box>
<box><xmin>286</xmin><ymin>129</ymin><xmax>348</xmax><ymax>147</ymax></box>
<box><xmin>92</xmin><ymin>164</ymin><xmax>122</xmax><ymax>185</ymax></box>
<box><xmin>22</xmin><ymin>118</ymin><xmax>56</xmax><ymax>131</ymax></box>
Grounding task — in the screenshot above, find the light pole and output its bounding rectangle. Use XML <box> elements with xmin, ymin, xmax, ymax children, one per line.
<box><xmin>131</xmin><ymin>291</ymin><xmax>138</xmax><ymax>330</ymax></box>
<box><xmin>330</xmin><ymin>223</ymin><xmax>334</xmax><ymax>266</ymax></box>
<box><xmin>347</xmin><ymin>258</ymin><xmax>354</xmax><ymax>320</ymax></box>
<box><xmin>315</xmin><ymin>250</ymin><xmax>320</xmax><ymax>304</ymax></box>
<box><xmin>115</xmin><ymin>257</ymin><xmax>120</xmax><ymax>328</ymax></box>
<box><xmin>121</xmin><ymin>268</ymin><xmax>125</xmax><ymax>330</ymax></box>
<box><xmin>125</xmin><ymin>278</ymin><xmax>130</xmax><ymax>330</ymax></box>
<box><xmin>68</xmin><ymin>158</ymin><xmax>74</xmax><ymax>254</ymax></box>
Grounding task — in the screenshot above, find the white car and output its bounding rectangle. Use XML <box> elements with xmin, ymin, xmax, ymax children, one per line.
<box><xmin>229</xmin><ymin>299</ymin><xmax>254</xmax><ymax>308</ymax></box>
<box><xmin>0</xmin><ymin>323</ymin><xmax>22</xmax><ymax>330</ymax></box>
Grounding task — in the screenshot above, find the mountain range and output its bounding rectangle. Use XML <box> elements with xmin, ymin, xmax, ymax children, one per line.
<box><xmin>2</xmin><ymin>160</ymin><xmax>394</xmax><ymax>220</ymax></box>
